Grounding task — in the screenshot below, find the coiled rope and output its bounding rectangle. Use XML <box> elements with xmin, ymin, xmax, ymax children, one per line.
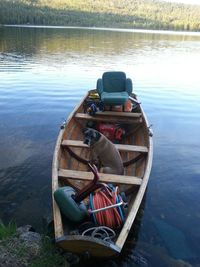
<box><xmin>82</xmin><ymin>226</ymin><xmax>116</xmax><ymax>242</ymax></box>
<box><xmin>89</xmin><ymin>184</ymin><xmax>124</xmax><ymax>229</ymax></box>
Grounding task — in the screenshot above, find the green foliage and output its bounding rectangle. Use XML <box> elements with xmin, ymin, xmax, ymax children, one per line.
<box><xmin>0</xmin><ymin>224</ymin><xmax>68</xmax><ymax>267</ymax></box>
<box><xmin>0</xmin><ymin>0</ymin><xmax>200</xmax><ymax>31</ymax></box>
<box><xmin>0</xmin><ymin>221</ymin><xmax>17</xmax><ymax>240</ymax></box>
<box><xmin>30</xmin><ymin>236</ymin><xmax>68</xmax><ymax>267</ymax></box>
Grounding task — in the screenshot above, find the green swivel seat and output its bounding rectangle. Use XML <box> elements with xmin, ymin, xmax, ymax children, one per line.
<box><xmin>96</xmin><ymin>71</ymin><xmax>133</xmax><ymax>105</ymax></box>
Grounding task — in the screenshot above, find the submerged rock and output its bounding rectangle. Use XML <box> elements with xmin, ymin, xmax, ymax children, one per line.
<box><xmin>0</xmin><ymin>245</ymin><xmax>19</xmax><ymax>267</ymax></box>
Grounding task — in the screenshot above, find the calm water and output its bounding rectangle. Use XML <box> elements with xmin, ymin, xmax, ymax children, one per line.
<box><xmin>0</xmin><ymin>26</ymin><xmax>200</xmax><ymax>266</ymax></box>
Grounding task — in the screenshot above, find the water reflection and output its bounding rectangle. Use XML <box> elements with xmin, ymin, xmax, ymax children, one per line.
<box><xmin>1</xmin><ymin>26</ymin><xmax>200</xmax><ymax>90</ymax></box>
<box><xmin>1</xmin><ymin>27</ymin><xmax>200</xmax><ymax>64</ymax></box>
<box><xmin>0</xmin><ymin>26</ymin><xmax>200</xmax><ymax>266</ymax></box>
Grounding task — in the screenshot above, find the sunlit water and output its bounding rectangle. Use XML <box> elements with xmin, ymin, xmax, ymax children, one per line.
<box><xmin>0</xmin><ymin>26</ymin><xmax>200</xmax><ymax>266</ymax></box>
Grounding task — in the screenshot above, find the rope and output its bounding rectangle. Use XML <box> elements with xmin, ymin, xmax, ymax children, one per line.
<box><xmin>123</xmin><ymin>152</ymin><xmax>146</xmax><ymax>167</ymax></box>
<box><xmin>82</xmin><ymin>226</ymin><xmax>116</xmax><ymax>242</ymax></box>
<box><xmin>89</xmin><ymin>185</ymin><xmax>124</xmax><ymax>229</ymax></box>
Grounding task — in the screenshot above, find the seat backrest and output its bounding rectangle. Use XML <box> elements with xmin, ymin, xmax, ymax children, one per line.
<box><xmin>102</xmin><ymin>71</ymin><xmax>126</xmax><ymax>93</ymax></box>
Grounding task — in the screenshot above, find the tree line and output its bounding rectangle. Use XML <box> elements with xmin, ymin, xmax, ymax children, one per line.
<box><xmin>0</xmin><ymin>0</ymin><xmax>200</xmax><ymax>31</ymax></box>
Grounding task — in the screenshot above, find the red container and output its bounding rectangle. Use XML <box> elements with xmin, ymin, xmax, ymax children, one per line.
<box><xmin>96</xmin><ymin>123</ymin><xmax>116</xmax><ymax>141</ymax></box>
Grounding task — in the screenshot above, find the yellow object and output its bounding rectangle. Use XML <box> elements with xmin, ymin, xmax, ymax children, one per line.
<box><xmin>89</xmin><ymin>91</ymin><xmax>99</xmax><ymax>99</ymax></box>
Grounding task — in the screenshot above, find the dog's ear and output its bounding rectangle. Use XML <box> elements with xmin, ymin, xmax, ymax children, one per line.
<box><xmin>95</xmin><ymin>131</ymin><xmax>101</xmax><ymax>141</ymax></box>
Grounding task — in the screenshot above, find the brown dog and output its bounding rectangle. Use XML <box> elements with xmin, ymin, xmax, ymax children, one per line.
<box><xmin>83</xmin><ymin>128</ymin><xmax>124</xmax><ymax>175</ymax></box>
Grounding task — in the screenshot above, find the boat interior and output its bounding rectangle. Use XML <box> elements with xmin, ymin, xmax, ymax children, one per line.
<box><xmin>56</xmin><ymin>93</ymin><xmax>150</xmax><ymax>239</ymax></box>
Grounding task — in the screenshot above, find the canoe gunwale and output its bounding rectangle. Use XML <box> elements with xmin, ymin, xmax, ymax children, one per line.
<box><xmin>115</xmin><ymin>104</ymin><xmax>153</xmax><ymax>248</ymax></box>
<box><xmin>52</xmin><ymin>127</ymin><xmax>65</xmax><ymax>238</ymax></box>
<box><xmin>52</xmin><ymin>94</ymin><xmax>87</xmax><ymax>239</ymax></box>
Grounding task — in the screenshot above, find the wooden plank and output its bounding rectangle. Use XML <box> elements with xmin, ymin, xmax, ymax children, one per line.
<box><xmin>95</xmin><ymin>111</ymin><xmax>142</xmax><ymax>118</ymax></box>
<box><xmin>61</xmin><ymin>140</ymin><xmax>148</xmax><ymax>153</ymax></box>
<box><xmin>52</xmin><ymin>129</ymin><xmax>65</xmax><ymax>238</ymax></box>
<box><xmin>75</xmin><ymin>113</ymin><xmax>142</xmax><ymax>124</ymax></box>
<box><xmin>115</xmin><ymin>144</ymin><xmax>148</xmax><ymax>153</ymax></box>
<box><xmin>62</xmin><ymin>140</ymin><xmax>88</xmax><ymax>148</ymax></box>
<box><xmin>58</xmin><ymin>169</ymin><xmax>142</xmax><ymax>185</ymax></box>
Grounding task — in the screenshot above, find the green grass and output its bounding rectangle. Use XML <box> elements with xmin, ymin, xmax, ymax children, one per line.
<box><xmin>30</xmin><ymin>236</ymin><xmax>68</xmax><ymax>267</ymax></box>
<box><xmin>0</xmin><ymin>221</ymin><xmax>68</xmax><ymax>266</ymax></box>
<box><xmin>0</xmin><ymin>221</ymin><xmax>17</xmax><ymax>240</ymax></box>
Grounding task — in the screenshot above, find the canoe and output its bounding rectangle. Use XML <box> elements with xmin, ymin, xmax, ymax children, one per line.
<box><xmin>52</xmin><ymin>89</ymin><xmax>153</xmax><ymax>258</ymax></box>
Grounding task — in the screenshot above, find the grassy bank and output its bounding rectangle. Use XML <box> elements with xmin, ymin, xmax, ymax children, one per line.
<box><xmin>0</xmin><ymin>221</ymin><xmax>69</xmax><ymax>267</ymax></box>
<box><xmin>0</xmin><ymin>221</ymin><xmax>17</xmax><ymax>240</ymax></box>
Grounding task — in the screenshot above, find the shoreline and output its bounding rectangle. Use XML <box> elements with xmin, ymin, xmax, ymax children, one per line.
<box><xmin>2</xmin><ymin>24</ymin><xmax>200</xmax><ymax>37</ymax></box>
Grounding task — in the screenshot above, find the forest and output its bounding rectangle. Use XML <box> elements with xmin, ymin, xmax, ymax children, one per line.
<box><xmin>0</xmin><ymin>0</ymin><xmax>200</xmax><ymax>31</ymax></box>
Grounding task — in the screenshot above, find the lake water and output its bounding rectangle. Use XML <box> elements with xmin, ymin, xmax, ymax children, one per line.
<box><xmin>0</xmin><ymin>26</ymin><xmax>200</xmax><ymax>266</ymax></box>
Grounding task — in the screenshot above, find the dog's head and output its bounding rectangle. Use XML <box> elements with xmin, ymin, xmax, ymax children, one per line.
<box><xmin>82</xmin><ymin>128</ymin><xmax>101</xmax><ymax>147</ymax></box>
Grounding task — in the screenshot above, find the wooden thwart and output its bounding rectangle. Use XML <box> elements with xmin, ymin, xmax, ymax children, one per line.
<box><xmin>75</xmin><ymin>113</ymin><xmax>142</xmax><ymax>124</ymax></box>
<box><xmin>95</xmin><ymin>111</ymin><xmax>142</xmax><ymax>118</ymax></box>
<box><xmin>62</xmin><ymin>140</ymin><xmax>148</xmax><ymax>153</ymax></box>
<box><xmin>58</xmin><ymin>169</ymin><xmax>142</xmax><ymax>185</ymax></box>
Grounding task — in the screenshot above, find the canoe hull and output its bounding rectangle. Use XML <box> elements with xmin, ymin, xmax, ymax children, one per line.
<box><xmin>52</xmin><ymin>90</ymin><xmax>153</xmax><ymax>257</ymax></box>
<box><xmin>56</xmin><ymin>235</ymin><xmax>121</xmax><ymax>257</ymax></box>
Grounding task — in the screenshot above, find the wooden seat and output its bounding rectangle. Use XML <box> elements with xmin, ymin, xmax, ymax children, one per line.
<box><xmin>62</xmin><ymin>140</ymin><xmax>148</xmax><ymax>153</ymax></box>
<box><xmin>75</xmin><ymin>113</ymin><xmax>142</xmax><ymax>124</ymax></box>
<box><xmin>58</xmin><ymin>169</ymin><xmax>142</xmax><ymax>185</ymax></box>
<box><xmin>95</xmin><ymin>111</ymin><xmax>142</xmax><ymax>118</ymax></box>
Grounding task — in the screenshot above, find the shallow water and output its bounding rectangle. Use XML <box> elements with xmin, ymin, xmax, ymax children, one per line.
<box><xmin>0</xmin><ymin>26</ymin><xmax>200</xmax><ymax>266</ymax></box>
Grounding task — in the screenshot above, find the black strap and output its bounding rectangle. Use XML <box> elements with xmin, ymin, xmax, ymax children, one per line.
<box><xmin>65</xmin><ymin>146</ymin><xmax>145</xmax><ymax>167</ymax></box>
<box><xmin>123</xmin><ymin>153</ymin><xmax>146</xmax><ymax>167</ymax></box>
<box><xmin>65</xmin><ymin>146</ymin><xmax>89</xmax><ymax>165</ymax></box>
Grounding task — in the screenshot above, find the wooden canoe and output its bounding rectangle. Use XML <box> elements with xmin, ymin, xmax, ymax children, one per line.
<box><xmin>52</xmin><ymin>90</ymin><xmax>153</xmax><ymax>258</ymax></box>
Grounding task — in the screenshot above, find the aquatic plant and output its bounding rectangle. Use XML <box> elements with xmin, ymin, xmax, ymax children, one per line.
<box><xmin>0</xmin><ymin>220</ymin><xmax>17</xmax><ymax>240</ymax></box>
